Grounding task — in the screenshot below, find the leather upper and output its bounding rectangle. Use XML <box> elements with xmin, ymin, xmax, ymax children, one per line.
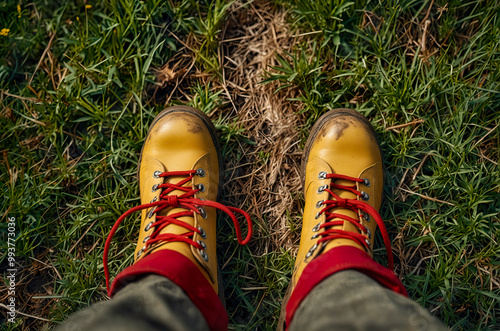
<box><xmin>292</xmin><ymin>110</ymin><xmax>384</xmax><ymax>287</ymax></box>
<box><xmin>135</xmin><ymin>108</ymin><xmax>220</xmax><ymax>292</ymax></box>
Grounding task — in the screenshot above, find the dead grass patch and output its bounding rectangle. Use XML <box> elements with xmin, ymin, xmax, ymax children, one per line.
<box><xmin>218</xmin><ymin>1</ymin><xmax>306</xmax><ymax>257</ymax></box>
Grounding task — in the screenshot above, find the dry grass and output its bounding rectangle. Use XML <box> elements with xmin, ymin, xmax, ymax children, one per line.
<box><xmin>218</xmin><ymin>1</ymin><xmax>305</xmax><ymax>257</ymax></box>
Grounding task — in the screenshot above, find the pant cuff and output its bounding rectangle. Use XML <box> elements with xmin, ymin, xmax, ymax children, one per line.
<box><xmin>285</xmin><ymin>245</ymin><xmax>408</xmax><ymax>328</ymax></box>
<box><xmin>109</xmin><ymin>249</ymin><xmax>227</xmax><ymax>331</ymax></box>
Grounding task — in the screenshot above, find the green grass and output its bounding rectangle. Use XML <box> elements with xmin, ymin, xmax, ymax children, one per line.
<box><xmin>1</xmin><ymin>0</ymin><xmax>499</xmax><ymax>330</ymax></box>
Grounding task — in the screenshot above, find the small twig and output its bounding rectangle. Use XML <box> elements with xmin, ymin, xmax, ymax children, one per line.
<box><xmin>86</xmin><ymin>238</ymin><xmax>101</xmax><ymax>256</ymax></box>
<box><xmin>29</xmin><ymin>32</ymin><xmax>56</xmax><ymax>85</ymax></box>
<box><xmin>57</xmin><ymin>67</ymin><xmax>68</xmax><ymax>89</ymax></box>
<box><xmin>0</xmin><ymin>303</ymin><xmax>53</xmax><ymax>322</ymax></box>
<box><xmin>396</xmin><ymin>168</ymin><xmax>411</xmax><ymax>195</ymax></box>
<box><xmin>412</xmin><ymin>253</ymin><xmax>438</xmax><ymax>276</ymax></box>
<box><xmin>220</xmin><ymin>35</ymin><xmax>255</xmax><ymax>43</ymax></box>
<box><xmin>385</xmin><ymin>119</ymin><xmax>425</xmax><ymax>131</ymax></box>
<box><xmin>437</xmin><ymin>4</ymin><xmax>448</xmax><ymax>20</ymax></box>
<box><xmin>400</xmin><ymin>188</ymin><xmax>455</xmax><ymax>206</ymax></box>
<box><xmin>474</xmin><ymin>151</ymin><xmax>498</xmax><ymax>166</ymax></box>
<box><xmin>472</xmin><ymin>124</ymin><xmax>499</xmax><ymax>150</ymax></box>
<box><xmin>421</xmin><ymin>0</ymin><xmax>434</xmax><ymax>23</ymax></box>
<box><xmin>249</xmin><ymin>292</ymin><xmax>266</xmax><ymax>321</ymax></box>
<box><xmin>1</xmin><ymin>90</ymin><xmax>40</xmax><ymax>103</ymax></box>
<box><xmin>169</xmin><ymin>32</ymin><xmax>196</xmax><ymax>53</ymax></box>
<box><xmin>29</xmin><ymin>256</ymin><xmax>50</xmax><ymax>267</ymax></box>
<box><xmin>407</xmin><ymin>241</ymin><xmax>423</xmax><ymax>266</ymax></box>
<box><xmin>412</xmin><ymin>153</ymin><xmax>432</xmax><ymax>182</ymax></box>
<box><xmin>291</xmin><ymin>31</ymin><xmax>323</xmax><ymax>37</ymax></box>
<box><xmin>29</xmin><ymin>256</ymin><xmax>62</xmax><ymax>280</ymax></box>
<box><xmin>68</xmin><ymin>219</ymin><xmax>99</xmax><ymax>254</ymax></box>
<box><xmin>221</xmin><ymin>245</ymin><xmax>238</xmax><ymax>270</ymax></box>
<box><xmin>67</xmin><ymin>150</ymin><xmax>87</xmax><ymax>171</ymax></box>
<box><xmin>1</xmin><ymin>205</ymin><xmax>12</xmax><ymax>223</ymax></box>
<box><xmin>421</xmin><ymin>20</ymin><xmax>430</xmax><ymax>52</ymax></box>
<box><xmin>47</xmin><ymin>256</ymin><xmax>62</xmax><ymax>280</ymax></box>
<box><xmin>365</xmin><ymin>12</ymin><xmax>380</xmax><ymax>34</ymax></box>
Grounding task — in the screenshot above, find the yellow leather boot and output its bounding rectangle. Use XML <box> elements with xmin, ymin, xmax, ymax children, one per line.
<box><xmin>280</xmin><ymin>108</ymin><xmax>401</xmax><ymax>330</ymax></box>
<box><xmin>133</xmin><ymin>105</ymin><xmax>224</xmax><ymax>293</ymax></box>
<box><xmin>103</xmin><ymin>106</ymin><xmax>252</xmax><ymax>331</ymax></box>
<box><xmin>294</xmin><ymin>107</ymin><xmax>391</xmax><ymax>281</ymax></box>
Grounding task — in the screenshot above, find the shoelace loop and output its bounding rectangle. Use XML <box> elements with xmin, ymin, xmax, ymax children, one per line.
<box><xmin>316</xmin><ymin>173</ymin><xmax>394</xmax><ymax>270</ymax></box>
<box><xmin>103</xmin><ymin>170</ymin><xmax>253</xmax><ymax>293</ymax></box>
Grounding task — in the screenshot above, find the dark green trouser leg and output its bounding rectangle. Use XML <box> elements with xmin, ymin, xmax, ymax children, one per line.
<box><xmin>289</xmin><ymin>270</ymin><xmax>448</xmax><ymax>331</ymax></box>
<box><xmin>55</xmin><ymin>274</ymin><xmax>209</xmax><ymax>331</ymax></box>
<box><xmin>58</xmin><ymin>270</ymin><xmax>447</xmax><ymax>331</ymax></box>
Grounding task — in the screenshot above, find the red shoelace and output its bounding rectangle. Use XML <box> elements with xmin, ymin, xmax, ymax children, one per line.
<box><xmin>315</xmin><ymin>173</ymin><xmax>394</xmax><ymax>270</ymax></box>
<box><xmin>103</xmin><ymin>170</ymin><xmax>253</xmax><ymax>292</ymax></box>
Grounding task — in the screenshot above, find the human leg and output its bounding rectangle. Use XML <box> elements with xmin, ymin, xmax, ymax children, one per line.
<box><xmin>55</xmin><ymin>274</ymin><xmax>209</xmax><ymax>331</ymax></box>
<box><xmin>58</xmin><ymin>106</ymin><xmax>252</xmax><ymax>331</ymax></box>
<box><xmin>290</xmin><ymin>269</ymin><xmax>447</xmax><ymax>331</ymax></box>
<box><xmin>280</xmin><ymin>109</ymin><xmax>446</xmax><ymax>331</ymax></box>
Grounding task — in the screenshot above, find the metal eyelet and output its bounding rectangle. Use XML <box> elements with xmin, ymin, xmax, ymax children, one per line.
<box><xmin>316</xmin><ymin>200</ymin><xmax>324</xmax><ymax>208</ymax></box>
<box><xmin>198</xmin><ymin>207</ymin><xmax>207</xmax><ymax>219</ymax></box>
<box><xmin>197</xmin><ymin>183</ymin><xmax>205</xmax><ymax>193</ymax></box>
<box><xmin>147</xmin><ymin>207</ymin><xmax>156</xmax><ymax>219</ymax></box>
<box><xmin>153</xmin><ymin>170</ymin><xmax>162</xmax><ymax>178</ymax></box>
<box><xmin>317</xmin><ymin>185</ymin><xmax>328</xmax><ymax>194</ymax></box>
<box><xmin>152</xmin><ymin>184</ymin><xmax>159</xmax><ymax>192</ymax></box>
<box><xmin>305</xmin><ymin>244</ymin><xmax>318</xmax><ymax>258</ymax></box>
<box><xmin>311</xmin><ymin>233</ymin><xmax>319</xmax><ymax>239</ymax></box>
<box><xmin>144</xmin><ymin>221</ymin><xmax>153</xmax><ymax>231</ymax></box>
<box><xmin>363</xmin><ymin>211</ymin><xmax>370</xmax><ymax>222</ymax></box>
<box><xmin>365</xmin><ymin>238</ymin><xmax>371</xmax><ymax>246</ymax></box>
<box><xmin>196</xmin><ymin>168</ymin><xmax>206</xmax><ymax>177</ymax></box>
<box><xmin>361</xmin><ymin>191</ymin><xmax>369</xmax><ymax>201</ymax></box>
<box><xmin>143</xmin><ymin>236</ymin><xmax>150</xmax><ymax>243</ymax></box>
<box><xmin>312</xmin><ymin>223</ymin><xmax>321</xmax><ymax>232</ymax></box>
<box><xmin>198</xmin><ymin>227</ymin><xmax>207</xmax><ymax>239</ymax></box>
<box><xmin>150</xmin><ymin>196</ymin><xmax>157</xmax><ymax>203</ymax></box>
<box><xmin>197</xmin><ymin>240</ymin><xmax>207</xmax><ymax>250</ymax></box>
<box><xmin>366</xmin><ymin>228</ymin><xmax>372</xmax><ymax>239</ymax></box>
<box><xmin>137</xmin><ymin>246</ymin><xmax>146</xmax><ymax>258</ymax></box>
<box><xmin>363</xmin><ymin>178</ymin><xmax>370</xmax><ymax>187</ymax></box>
<box><xmin>318</xmin><ymin>171</ymin><xmax>328</xmax><ymax>180</ymax></box>
<box><xmin>199</xmin><ymin>249</ymin><xmax>209</xmax><ymax>262</ymax></box>
<box><xmin>315</xmin><ymin>212</ymin><xmax>321</xmax><ymax>219</ymax></box>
